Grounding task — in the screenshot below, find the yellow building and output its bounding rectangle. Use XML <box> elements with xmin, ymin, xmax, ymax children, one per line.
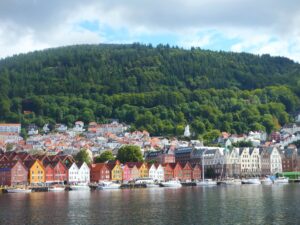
<box><xmin>108</xmin><ymin>160</ymin><xmax>123</xmax><ymax>181</ymax></box>
<box><xmin>25</xmin><ymin>160</ymin><xmax>45</xmax><ymax>184</ymax></box>
<box><xmin>137</xmin><ymin>162</ymin><xmax>149</xmax><ymax>178</ymax></box>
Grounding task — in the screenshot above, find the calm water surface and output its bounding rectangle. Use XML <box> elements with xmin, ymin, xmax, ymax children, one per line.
<box><xmin>1</xmin><ymin>184</ymin><xmax>300</xmax><ymax>225</ymax></box>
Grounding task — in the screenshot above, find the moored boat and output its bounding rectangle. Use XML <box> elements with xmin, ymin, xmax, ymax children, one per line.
<box><xmin>49</xmin><ymin>185</ymin><xmax>65</xmax><ymax>192</ymax></box>
<box><xmin>97</xmin><ymin>181</ymin><xmax>121</xmax><ymax>190</ymax></box>
<box><xmin>145</xmin><ymin>183</ymin><xmax>160</xmax><ymax>188</ymax></box>
<box><xmin>218</xmin><ymin>178</ymin><xmax>241</xmax><ymax>185</ymax></box>
<box><xmin>196</xmin><ymin>179</ymin><xmax>217</xmax><ymax>186</ymax></box>
<box><xmin>160</xmin><ymin>180</ymin><xmax>182</xmax><ymax>188</ymax></box>
<box><xmin>261</xmin><ymin>177</ymin><xmax>273</xmax><ymax>185</ymax></box>
<box><xmin>70</xmin><ymin>183</ymin><xmax>90</xmax><ymax>190</ymax></box>
<box><xmin>274</xmin><ymin>177</ymin><xmax>289</xmax><ymax>184</ymax></box>
<box><xmin>6</xmin><ymin>188</ymin><xmax>32</xmax><ymax>193</ymax></box>
<box><xmin>241</xmin><ymin>178</ymin><xmax>261</xmax><ymax>185</ymax></box>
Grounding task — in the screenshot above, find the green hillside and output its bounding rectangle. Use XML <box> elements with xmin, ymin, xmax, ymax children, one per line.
<box><xmin>1</xmin><ymin>43</ymin><xmax>300</xmax><ymax>140</ymax></box>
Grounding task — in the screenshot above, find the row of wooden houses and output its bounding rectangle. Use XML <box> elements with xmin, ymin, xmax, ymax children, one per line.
<box><xmin>90</xmin><ymin>161</ymin><xmax>202</xmax><ymax>183</ymax></box>
<box><xmin>0</xmin><ymin>152</ymin><xmax>203</xmax><ymax>186</ymax></box>
<box><xmin>0</xmin><ymin>152</ymin><xmax>90</xmax><ymax>186</ymax></box>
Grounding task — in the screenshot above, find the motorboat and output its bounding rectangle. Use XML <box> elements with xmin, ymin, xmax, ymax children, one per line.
<box><xmin>135</xmin><ymin>178</ymin><xmax>155</xmax><ymax>184</ymax></box>
<box><xmin>49</xmin><ymin>185</ymin><xmax>65</xmax><ymax>192</ymax></box>
<box><xmin>196</xmin><ymin>179</ymin><xmax>217</xmax><ymax>186</ymax></box>
<box><xmin>218</xmin><ymin>178</ymin><xmax>241</xmax><ymax>185</ymax></box>
<box><xmin>241</xmin><ymin>178</ymin><xmax>261</xmax><ymax>185</ymax></box>
<box><xmin>261</xmin><ymin>177</ymin><xmax>273</xmax><ymax>185</ymax></box>
<box><xmin>274</xmin><ymin>177</ymin><xmax>289</xmax><ymax>184</ymax></box>
<box><xmin>160</xmin><ymin>180</ymin><xmax>182</xmax><ymax>188</ymax></box>
<box><xmin>145</xmin><ymin>183</ymin><xmax>160</xmax><ymax>188</ymax></box>
<box><xmin>97</xmin><ymin>181</ymin><xmax>121</xmax><ymax>190</ymax></box>
<box><xmin>6</xmin><ymin>188</ymin><xmax>32</xmax><ymax>193</ymax></box>
<box><xmin>70</xmin><ymin>183</ymin><xmax>90</xmax><ymax>190</ymax></box>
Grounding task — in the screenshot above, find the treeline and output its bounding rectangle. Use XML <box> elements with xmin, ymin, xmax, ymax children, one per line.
<box><xmin>0</xmin><ymin>44</ymin><xmax>300</xmax><ymax>140</ymax></box>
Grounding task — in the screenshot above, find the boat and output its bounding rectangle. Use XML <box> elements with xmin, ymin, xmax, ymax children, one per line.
<box><xmin>261</xmin><ymin>177</ymin><xmax>273</xmax><ymax>185</ymax></box>
<box><xmin>241</xmin><ymin>178</ymin><xmax>261</xmax><ymax>185</ymax></box>
<box><xmin>97</xmin><ymin>181</ymin><xmax>121</xmax><ymax>190</ymax></box>
<box><xmin>145</xmin><ymin>183</ymin><xmax>160</xmax><ymax>188</ymax></box>
<box><xmin>218</xmin><ymin>178</ymin><xmax>241</xmax><ymax>185</ymax></box>
<box><xmin>49</xmin><ymin>185</ymin><xmax>65</xmax><ymax>192</ymax></box>
<box><xmin>6</xmin><ymin>188</ymin><xmax>32</xmax><ymax>193</ymax></box>
<box><xmin>135</xmin><ymin>178</ymin><xmax>155</xmax><ymax>184</ymax></box>
<box><xmin>197</xmin><ymin>150</ymin><xmax>217</xmax><ymax>187</ymax></box>
<box><xmin>196</xmin><ymin>179</ymin><xmax>217</xmax><ymax>186</ymax></box>
<box><xmin>274</xmin><ymin>177</ymin><xmax>289</xmax><ymax>184</ymax></box>
<box><xmin>160</xmin><ymin>180</ymin><xmax>182</xmax><ymax>188</ymax></box>
<box><xmin>135</xmin><ymin>178</ymin><xmax>159</xmax><ymax>188</ymax></box>
<box><xmin>70</xmin><ymin>183</ymin><xmax>90</xmax><ymax>190</ymax></box>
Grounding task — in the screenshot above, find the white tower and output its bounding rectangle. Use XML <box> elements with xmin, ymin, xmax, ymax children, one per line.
<box><xmin>184</xmin><ymin>125</ymin><xmax>191</xmax><ymax>137</ymax></box>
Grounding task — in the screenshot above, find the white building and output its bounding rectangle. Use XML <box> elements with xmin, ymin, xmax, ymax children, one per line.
<box><xmin>148</xmin><ymin>164</ymin><xmax>164</xmax><ymax>181</ymax></box>
<box><xmin>78</xmin><ymin>162</ymin><xmax>90</xmax><ymax>183</ymax></box>
<box><xmin>239</xmin><ymin>148</ymin><xmax>261</xmax><ymax>177</ymax></box>
<box><xmin>68</xmin><ymin>163</ymin><xmax>79</xmax><ymax>183</ymax></box>
<box><xmin>261</xmin><ymin>147</ymin><xmax>282</xmax><ymax>176</ymax></box>
<box><xmin>73</xmin><ymin>121</ymin><xmax>85</xmax><ymax>133</ymax></box>
<box><xmin>0</xmin><ymin>124</ymin><xmax>21</xmax><ymax>133</ymax></box>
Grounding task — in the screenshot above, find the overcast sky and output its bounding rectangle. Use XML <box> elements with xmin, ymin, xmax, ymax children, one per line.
<box><xmin>0</xmin><ymin>0</ymin><xmax>300</xmax><ymax>62</ymax></box>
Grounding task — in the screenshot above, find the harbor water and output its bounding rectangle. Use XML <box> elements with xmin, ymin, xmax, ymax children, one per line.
<box><xmin>1</xmin><ymin>184</ymin><xmax>300</xmax><ymax>225</ymax></box>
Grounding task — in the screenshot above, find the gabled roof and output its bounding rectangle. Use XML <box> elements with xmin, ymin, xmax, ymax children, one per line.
<box><xmin>0</xmin><ymin>155</ymin><xmax>9</xmax><ymax>161</ymax></box>
<box><xmin>180</xmin><ymin>161</ymin><xmax>192</xmax><ymax>169</ymax></box>
<box><xmin>23</xmin><ymin>159</ymin><xmax>44</xmax><ymax>170</ymax></box>
<box><xmin>0</xmin><ymin>160</ymin><xmax>20</xmax><ymax>170</ymax></box>
<box><xmin>91</xmin><ymin>163</ymin><xmax>109</xmax><ymax>171</ymax></box>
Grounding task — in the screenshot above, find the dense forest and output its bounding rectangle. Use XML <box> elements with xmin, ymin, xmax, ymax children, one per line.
<box><xmin>1</xmin><ymin>43</ymin><xmax>300</xmax><ymax>141</ymax></box>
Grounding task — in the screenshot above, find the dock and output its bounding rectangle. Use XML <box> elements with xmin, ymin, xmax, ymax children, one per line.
<box><xmin>288</xmin><ymin>179</ymin><xmax>300</xmax><ymax>183</ymax></box>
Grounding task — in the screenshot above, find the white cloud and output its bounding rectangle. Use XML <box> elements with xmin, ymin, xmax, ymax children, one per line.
<box><xmin>0</xmin><ymin>0</ymin><xmax>300</xmax><ymax>62</ymax></box>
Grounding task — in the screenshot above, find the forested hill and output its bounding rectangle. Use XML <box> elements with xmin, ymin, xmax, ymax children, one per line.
<box><xmin>1</xmin><ymin>44</ymin><xmax>300</xmax><ymax>141</ymax></box>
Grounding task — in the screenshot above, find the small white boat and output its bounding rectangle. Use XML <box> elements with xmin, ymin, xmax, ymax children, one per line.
<box><xmin>49</xmin><ymin>186</ymin><xmax>65</xmax><ymax>192</ymax></box>
<box><xmin>218</xmin><ymin>178</ymin><xmax>241</xmax><ymax>185</ymax></box>
<box><xmin>196</xmin><ymin>179</ymin><xmax>217</xmax><ymax>186</ymax></box>
<box><xmin>274</xmin><ymin>177</ymin><xmax>289</xmax><ymax>184</ymax></box>
<box><xmin>145</xmin><ymin>183</ymin><xmax>160</xmax><ymax>188</ymax></box>
<box><xmin>70</xmin><ymin>183</ymin><xmax>90</xmax><ymax>190</ymax></box>
<box><xmin>261</xmin><ymin>177</ymin><xmax>273</xmax><ymax>185</ymax></box>
<box><xmin>6</xmin><ymin>188</ymin><xmax>32</xmax><ymax>193</ymax></box>
<box><xmin>135</xmin><ymin>178</ymin><xmax>155</xmax><ymax>184</ymax></box>
<box><xmin>97</xmin><ymin>181</ymin><xmax>121</xmax><ymax>190</ymax></box>
<box><xmin>241</xmin><ymin>178</ymin><xmax>261</xmax><ymax>185</ymax></box>
<box><xmin>160</xmin><ymin>180</ymin><xmax>182</xmax><ymax>188</ymax></box>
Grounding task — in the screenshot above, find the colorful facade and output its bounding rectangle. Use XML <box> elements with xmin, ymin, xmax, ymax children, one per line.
<box><xmin>90</xmin><ymin>163</ymin><xmax>110</xmax><ymax>182</ymax></box>
<box><xmin>0</xmin><ymin>160</ymin><xmax>28</xmax><ymax>186</ymax></box>
<box><xmin>25</xmin><ymin>160</ymin><xmax>45</xmax><ymax>184</ymax></box>
<box><xmin>107</xmin><ymin>160</ymin><xmax>122</xmax><ymax>181</ymax></box>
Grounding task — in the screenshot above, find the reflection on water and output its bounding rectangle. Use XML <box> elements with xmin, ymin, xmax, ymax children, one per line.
<box><xmin>1</xmin><ymin>184</ymin><xmax>300</xmax><ymax>225</ymax></box>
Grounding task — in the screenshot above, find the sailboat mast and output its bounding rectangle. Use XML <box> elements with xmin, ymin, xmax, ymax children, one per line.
<box><xmin>202</xmin><ymin>150</ymin><xmax>205</xmax><ymax>182</ymax></box>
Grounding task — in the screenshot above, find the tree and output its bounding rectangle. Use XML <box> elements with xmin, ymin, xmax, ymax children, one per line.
<box><xmin>232</xmin><ymin>140</ymin><xmax>253</xmax><ymax>147</ymax></box>
<box><xmin>117</xmin><ymin>145</ymin><xmax>143</xmax><ymax>163</ymax></box>
<box><xmin>75</xmin><ymin>149</ymin><xmax>92</xmax><ymax>164</ymax></box>
<box><xmin>94</xmin><ymin>150</ymin><xmax>115</xmax><ymax>163</ymax></box>
<box><xmin>202</xmin><ymin>129</ymin><xmax>221</xmax><ymax>145</ymax></box>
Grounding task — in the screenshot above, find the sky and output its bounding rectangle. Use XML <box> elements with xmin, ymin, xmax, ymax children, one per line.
<box><xmin>0</xmin><ymin>0</ymin><xmax>300</xmax><ymax>62</ymax></box>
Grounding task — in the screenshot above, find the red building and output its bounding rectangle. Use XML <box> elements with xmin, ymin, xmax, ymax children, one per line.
<box><xmin>44</xmin><ymin>162</ymin><xmax>55</xmax><ymax>183</ymax></box>
<box><xmin>181</xmin><ymin>162</ymin><xmax>193</xmax><ymax>181</ymax></box>
<box><xmin>51</xmin><ymin>160</ymin><xmax>68</xmax><ymax>183</ymax></box>
<box><xmin>0</xmin><ymin>160</ymin><xmax>28</xmax><ymax>186</ymax></box>
<box><xmin>192</xmin><ymin>164</ymin><xmax>201</xmax><ymax>181</ymax></box>
<box><xmin>90</xmin><ymin>163</ymin><xmax>111</xmax><ymax>182</ymax></box>
<box><xmin>163</xmin><ymin>163</ymin><xmax>175</xmax><ymax>181</ymax></box>
<box><xmin>173</xmin><ymin>163</ymin><xmax>183</xmax><ymax>180</ymax></box>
